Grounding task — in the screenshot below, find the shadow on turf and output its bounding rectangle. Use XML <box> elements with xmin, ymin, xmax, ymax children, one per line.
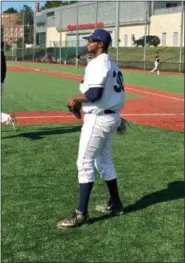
<box><xmin>91</xmin><ymin>180</ymin><xmax>184</xmax><ymax>224</ymax></box>
<box><xmin>2</xmin><ymin>125</ymin><xmax>82</xmax><ymax>140</ymax></box>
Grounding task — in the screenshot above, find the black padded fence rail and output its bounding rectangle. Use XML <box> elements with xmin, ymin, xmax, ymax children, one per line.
<box><xmin>70</xmin><ymin>58</ymin><xmax>185</xmax><ymax>73</ymax></box>
<box><xmin>6</xmin><ymin>56</ymin><xmax>184</xmax><ymax>73</ymax></box>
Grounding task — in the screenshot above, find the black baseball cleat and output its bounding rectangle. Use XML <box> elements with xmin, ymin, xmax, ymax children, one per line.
<box><xmin>57</xmin><ymin>210</ymin><xmax>90</xmax><ymax>228</ymax></box>
<box><xmin>95</xmin><ymin>201</ymin><xmax>124</xmax><ymax>215</ymax></box>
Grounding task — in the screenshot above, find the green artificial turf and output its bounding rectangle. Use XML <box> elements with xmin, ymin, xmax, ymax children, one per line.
<box><xmin>2</xmin><ymin>71</ymin><xmax>141</xmax><ymax>112</ymax></box>
<box><xmin>1</xmin><ymin>123</ymin><xmax>184</xmax><ymax>262</ymax></box>
<box><xmin>1</xmin><ymin>63</ymin><xmax>184</xmax><ymax>262</ymax></box>
<box><xmin>8</xmin><ymin>62</ymin><xmax>184</xmax><ymax>95</ymax></box>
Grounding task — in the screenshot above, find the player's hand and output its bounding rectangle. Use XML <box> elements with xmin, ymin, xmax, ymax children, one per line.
<box><xmin>67</xmin><ymin>101</ymin><xmax>82</xmax><ymax>119</ymax></box>
<box><xmin>67</xmin><ymin>98</ymin><xmax>76</xmax><ymax>107</ymax></box>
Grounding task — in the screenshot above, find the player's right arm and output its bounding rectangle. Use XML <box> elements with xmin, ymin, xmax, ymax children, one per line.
<box><xmin>68</xmin><ymin>58</ymin><xmax>109</xmax><ymax>106</ymax></box>
<box><xmin>80</xmin><ymin>58</ymin><xmax>109</xmax><ymax>102</ymax></box>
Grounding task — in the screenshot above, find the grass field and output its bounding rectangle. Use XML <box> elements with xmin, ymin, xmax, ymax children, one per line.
<box><xmin>1</xmin><ymin>62</ymin><xmax>184</xmax><ymax>262</ymax></box>
<box><xmin>109</xmin><ymin>47</ymin><xmax>184</xmax><ymax>63</ymax></box>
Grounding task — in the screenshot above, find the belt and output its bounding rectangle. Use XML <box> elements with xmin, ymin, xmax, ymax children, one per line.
<box><xmin>87</xmin><ymin>110</ymin><xmax>116</xmax><ymax>115</ymax></box>
<box><xmin>104</xmin><ymin>110</ymin><xmax>116</xmax><ymax>114</ymax></box>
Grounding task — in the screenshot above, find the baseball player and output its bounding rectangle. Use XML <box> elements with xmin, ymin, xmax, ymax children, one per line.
<box><xmin>1</xmin><ymin>41</ymin><xmax>19</xmax><ymax>131</ymax></box>
<box><xmin>75</xmin><ymin>54</ymin><xmax>80</xmax><ymax>68</ymax></box>
<box><xmin>57</xmin><ymin>29</ymin><xmax>125</xmax><ymax>228</ymax></box>
<box><xmin>150</xmin><ymin>52</ymin><xmax>161</xmax><ymax>75</ymax></box>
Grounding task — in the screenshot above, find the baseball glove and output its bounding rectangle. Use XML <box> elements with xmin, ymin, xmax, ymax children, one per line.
<box><xmin>117</xmin><ymin>118</ymin><xmax>130</xmax><ymax>135</ymax></box>
<box><xmin>67</xmin><ymin>102</ymin><xmax>82</xmax><ymax>119</ymax></box>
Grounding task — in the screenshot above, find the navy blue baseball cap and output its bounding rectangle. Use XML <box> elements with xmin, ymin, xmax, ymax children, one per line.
<box><xmin>83</xmin><ymin>29</ymin><xmax>112</xmax><ymax>46</ymax></box>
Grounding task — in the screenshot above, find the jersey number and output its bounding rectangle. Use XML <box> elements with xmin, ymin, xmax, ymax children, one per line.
<box><xmin>113</xmin><ymin>71</ymin><xmax>124</xmax><ymax>93</ymax></box>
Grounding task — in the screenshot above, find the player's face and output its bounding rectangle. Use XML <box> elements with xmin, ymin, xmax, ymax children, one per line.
<box><xmin>87</xmin><ymin>39</ymin><xmax>104</xmax><ymax>54</ymax></box>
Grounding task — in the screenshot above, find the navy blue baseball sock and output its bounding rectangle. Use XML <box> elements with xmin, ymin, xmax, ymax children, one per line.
<box><xmin>105</xmin><ymin>179</ymin><xmax>121</xmax><ymax>204</ymax></box>
<box><xmin>77</xmin><ymin>182</ymin><xmax>94</xmax><ymax>213</ymax></box>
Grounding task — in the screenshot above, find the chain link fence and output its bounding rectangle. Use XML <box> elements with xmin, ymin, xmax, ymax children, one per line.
<box><xmin>3</xmin><ymin>1</ymin><xmax>184</xmax><ymax>72</ymax></box>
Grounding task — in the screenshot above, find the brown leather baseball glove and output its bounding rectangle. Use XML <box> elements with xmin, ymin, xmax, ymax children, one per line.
<box><xmin>117</xmin><ymin>118</ymin><xmax>130</xmax><ymax>135</ymax></box>
<box><xmin>67</xmin><ymin>102</ymin><xmax>82</xmax><ymax>119</ymax></box>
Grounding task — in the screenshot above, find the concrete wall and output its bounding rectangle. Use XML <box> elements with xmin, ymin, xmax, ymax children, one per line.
<box><xmin>119</xmin><ymin>24</ymin><xmax>149</xmax><ymax>47</ymax></box>
<box><xmin>46</xmin><ymin>27</ymin><xmax>67</xmax><ymax>47</ymax></box>
<box><xmin>36</xmin><ymin>1</ymin><xmax>148</xmax><ymax>33</ymax></box>
<box><xmin>119</xmin><ymin>12</ymin><xmax>184</xmax><ymax>47</ymax></box>
<box><xmin>46</xmin><ymin>27</ymin><xmax>60</xmax><ymax>47</ymax></box>
<box><xmin>44</xmin><ymin>3</ymin><xmax>184</xmax><ymax>47</ymax></box>
<box><xmin>150</xmin><ymin>12</ymin><xmax>184</xmax><ymax>46</ymax></box>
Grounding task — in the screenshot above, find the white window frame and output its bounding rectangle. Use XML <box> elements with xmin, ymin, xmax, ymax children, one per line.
<box><xmin>162</xmin><ymin>32</ymin><xmax>167</xmax><ymax>46</ymax></box>
<box><xmin>124</xmin><ymin>34</ymin><xmax>128</xmax><ymax>47</ymax></box>
<box><xmin>173</xmin><ymin>32</ymin><xmax>178</xmax><ymax>47</ymax></box>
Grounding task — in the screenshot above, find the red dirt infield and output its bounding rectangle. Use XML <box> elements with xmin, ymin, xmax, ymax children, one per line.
<box><xmin>7</xmin><ymin>65</ymin><xmax>184</xmax><ymax>131</ymax></box>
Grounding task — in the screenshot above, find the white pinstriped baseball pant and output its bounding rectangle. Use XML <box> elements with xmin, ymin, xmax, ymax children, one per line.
<box><xmin>76</xmin><ymin>113</ymin><xmax>121</xmax><ymax>183</ymax></box>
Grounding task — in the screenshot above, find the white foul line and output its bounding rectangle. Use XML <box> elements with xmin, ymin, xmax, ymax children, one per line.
<box><xmin>16</xmin><ymin>113</ymin><xmax>184</xmax><ymax>119</ymax></box>
<box><xmin>121</xmin><ymin>113</ymin><xmax>184</xmax><ymax>116</ymax></box>
<box><xmin>126</xmin><ymin>87</ymin><xmax>184</xmax><ymax>102</ymax></box>
<box><xmin>17</xmin><ymin>115</ymin><xmax>74</xmax><ymax>119</ymax></box>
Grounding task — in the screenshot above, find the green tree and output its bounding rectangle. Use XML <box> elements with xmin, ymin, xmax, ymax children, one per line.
<box><xmin>18</xmin><ymin>5</ymin><xmax>34</xmax><ymax>44</ymax></box>
<box><xmin>4</xmin><ymin>42</ymin><xmax>12</xmax><ymax>51</ymax></box>
<box><xmin>40</xmin><ymin>1</ymin><xmax>63</xmax><ymax>10</ymax></box>
<box><xmin>3</xmin><ymin>7</ymin><xmax>18</xmax><ymax>13</ymax></box>
<box><xmin>62</xmin><ymin>1</ymin><xmax>78</xmax><ymax>5</ymax></box>
<box><xmin>40</xmin><ymin>1</ymin><xmax>77</xmax><ymax>10</ymax></box>
<box><xmin>14</xmin><ymin>37</ymin><xmax>25</xmax><ymax>48</ymax></box>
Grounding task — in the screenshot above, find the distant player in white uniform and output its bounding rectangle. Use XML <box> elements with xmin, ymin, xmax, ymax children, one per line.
<box><xmin>57</xmin><ymin>29</ymin><xmax>125</xmax><ymax>228</ymax></box>
<box><xmin>150</xmin><ymin>52</ymin><xmax>161</xmax><ymax>75</ymax></box>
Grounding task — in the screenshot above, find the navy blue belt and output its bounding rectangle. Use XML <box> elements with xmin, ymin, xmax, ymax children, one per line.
<box><xmin>87</xmin><ymin>110</ymin><xmax>116</xmax><ymax>115</ymax></box>
<box><xmin>104</xmin><ymin>110</ymin><xmax>116</xmax><ymax>114</ymax></box>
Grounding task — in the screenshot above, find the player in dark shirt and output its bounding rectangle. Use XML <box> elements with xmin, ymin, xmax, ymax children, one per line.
<box><xmin>1</xmin><ymin>41</ymin><xmax>6</xmax><ymax>83</ymax></box>
<box><xmin>1</xmin><ymin>41</ymin><xmax>20</xmax><ymax>131</ymax></box>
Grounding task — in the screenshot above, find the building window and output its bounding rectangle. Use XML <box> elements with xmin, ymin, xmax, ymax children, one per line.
<box><xmin>131</xmin><ymin>34</ymin><xmax>135</xmax><ymax>46</ymax></box>
<box><xmin>47</xmin><ymin>11</ymin><xmax>54</xmax><ymax>17</ymax></box>
<box><xmin>124</xmin><ymin>34</ymin><xmax>128</xmax><ymax>47</ymax></box>
<box><xmin>36</xmin><ymin>21</ymin><xmax>45</xmax><ymax>27</ymax></box>
<box><xmin>166</xmin><ymin>2</ymin><xmax>178</xmax><ymax>8</ymax></box>
<box><xmin>173</xmin><ymin>32</ymin><xmax>178</xmax><ymax>46</ymax></box>
<box><xmin>162</xmin><ymin>32</ymin><xmax>167</xmax><ymax>46</ymax></box>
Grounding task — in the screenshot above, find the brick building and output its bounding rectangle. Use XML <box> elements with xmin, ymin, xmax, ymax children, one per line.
<box><xmin>1</xmin><ymin>13</ymin><xmax>24</xmax><ymax>45</ymax></box>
